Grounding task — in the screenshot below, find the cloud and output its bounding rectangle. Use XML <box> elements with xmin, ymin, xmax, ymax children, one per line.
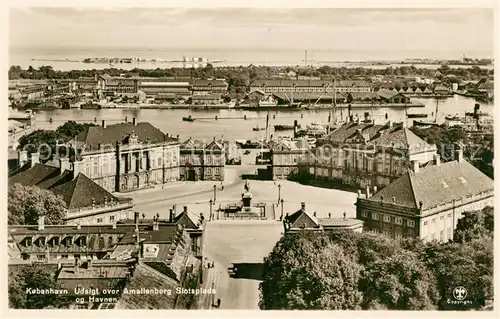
<box><xmin>12</xmin><ymin>7</ymin><xmax>493</xmax><ymax>28</ymax></box>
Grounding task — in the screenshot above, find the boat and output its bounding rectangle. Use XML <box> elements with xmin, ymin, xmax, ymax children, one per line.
<box><xmin>407</xmin><ymin>113</ymin><xmax>428</xmax><ymax>118</ymax></box>
<box><xmin>182</xmin><ymin>115</ymin><xmax>195</xmax><ymax>122</ymax></box>
<box><xmin>413</xmin><ymin>120</ymin><xmax>440</xmax><ymax>128</ymax></box>
<box><xmin>258</xmin><ymin>100</ymin><xmax>278</xmax><ymax>107</ymax></box>
<box><xmin>274</xmin><ymin>124</ymin><xmax>300</xmax><ymax>131</ymax></box>
<box><xmin>253</xmin><ymin>127</ymin><xmax>265</xmax><ymax>131</ymax></box>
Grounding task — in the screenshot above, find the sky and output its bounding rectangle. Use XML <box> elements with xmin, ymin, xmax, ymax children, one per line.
<box><xmin>9</xmin><ymin>7</ymin><xmax>495</xmax><ymax>55</ymax></box>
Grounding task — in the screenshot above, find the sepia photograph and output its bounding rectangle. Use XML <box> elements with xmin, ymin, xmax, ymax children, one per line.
<box><xmin>5</xmin><ymin>1</ymin><xmax>497</xmax><ymax>314</ymax></box>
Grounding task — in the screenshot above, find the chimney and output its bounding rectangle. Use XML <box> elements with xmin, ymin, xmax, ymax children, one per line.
<box><xmin>72</xmin><ymin>160</ymin><xmax>83</xmax><ymax>179</ymax></box>
<box><xmin>183</xmin><ymin>206</ymin><xmax>188</xmax><ymax>214</ymax></box>
<box><xmin>30</xmin><ymin>152</ymin><xmax>39</xmax><ymax>168</ymax></box>
<box><xmin>343</xmin><ymin>212</ymin><xmax>347</xmax><ymax>219</ymax></box>
<box><xmin>112</xmin><ymin>221</ymin><xmax>117</xmax><ymax>229</ymax></box>
<box><xmin>313</xmin><ymin>212</ymin><xmax>316</xmax><ymax>217</ymax></box>
<box><xmin>132</xmin><ymin>118</ymin><xmax>136</xmax><ymax>126</ymax></box>
<box><xmin>18</xmin><ymin>150</ymin><xmax>28</xmax><ymax>167</ymax></box>
<box><xmin>59</xmin><ymin>157</ymin><xmax>70</xmax><ymax>174</ymax></box>
<box><xmin>153</xmin><ymin>219</ymin><xmax>159</xmax><ymax>231</ymax></box>
<box><xmin>364</xmin><ymin>112</ymin><xmax>369</xmax><ymax>122</ymax></box>
<box><xmin>365</xmin><ymin>186</ymin><xmax>370</xmax><ymax>198</ymax></box>
<box><xmin>392</xmin><ymin>196</ymin><xmax>396</xmax><ymax>204</ymax></box>
<box><xmin>38</xmin><ymin>215</ymin><xmax>45</xmax><ymax>231</ymax></box>
<box><xmin>134</xmin><ymin>212</ymin><xmax>139</xmax><ymax>225</ymax></box>
<box><xmin>455</xmin><ymin>145</ymin><xmax>463</xmax><ymax>162</ymax></box>
<box><xmin>102</xmin><ymin>120</ymin><xmax>106</xmax><ymax>128</ymax></box>
<box><xmin>76</xmin><ymin>221</ymin><xmax>81</xmax><ymax>230</ymax></box>
<box><xmin>373</xmin><ymin>185</ymin><xmax>378</xmax><ymax>194</ymax></box>
<box><xmin>412</xmin><ymin>160</ymin><xmax>419</xmax><ymax>173</ymax></box>
<box><xmin>301</xmin><ymin>202</ymin><xmax>306</xmax><ymax>211</ymax></box>
<box><xmin>169</xmin><ymin>209</ymin><xmax>174</xmax><ymax>223</ymax></box>
<box><xmin>434</xmin><ymin>153</ymin><xmax>441</xmax><ymax>165</ymax></box>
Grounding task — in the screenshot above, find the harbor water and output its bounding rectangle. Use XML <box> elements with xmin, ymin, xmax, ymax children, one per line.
<box><xmin>29</xmin><ymin>95</ymin><xmax>493</xmax><ymax>141</ymax></box>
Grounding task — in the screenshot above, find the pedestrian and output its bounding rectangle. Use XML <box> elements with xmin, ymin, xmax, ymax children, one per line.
<box><xmin>217</xmin><ymin>298</ymin><xmax>221</xmax><ymax>308</ymax></box>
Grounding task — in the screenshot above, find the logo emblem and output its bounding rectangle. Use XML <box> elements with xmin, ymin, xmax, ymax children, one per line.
<box><xmin>453</xmin><ymin>286</ymin><xmax>467</xmax><ymax>301</ymax></box>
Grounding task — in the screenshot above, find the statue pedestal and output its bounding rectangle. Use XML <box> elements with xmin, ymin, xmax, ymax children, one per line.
<box><xmin>237</xmin><ymin>191</ymin><xmax>260</xmax><ymax>217</ymax></box>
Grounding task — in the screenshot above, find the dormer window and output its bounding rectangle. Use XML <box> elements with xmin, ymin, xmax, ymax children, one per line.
<box><xmin>441</xmin><ymin>181</ymin><xmax>449</xmax><ymax>189</ymax></box>
<box><xmin>24</xmin><ymin>237</ymin><xmax>32</xmax><ymax>247</ymax></box>
<box><xmin>459</xmin><ymin>177</ymin><xmax>467</xmax><ymax>184</ymax></box>
<box><xmin>52</xmin><ymin>237</ymin><xmax>59</xmax><ymax>246</ymax></box>
<box><xmin>65</xmin><ymin>237</ymin><xmax>73</xmax><ymax>247</ymax></box>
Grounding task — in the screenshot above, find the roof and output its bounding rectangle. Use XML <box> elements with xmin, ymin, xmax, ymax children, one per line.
<box><xmin>180</xmin><ymin>137</ymin><xmax>207</xmax><ymax>150</ymax></box>
<box><xmin>115</xmin><ymin>262</ymin><xmax>177</xmax><ymax>309</ymax></box>
<box><xmin>368</xmin><ymin>160</ymin><xmax>493</xmax><ymax>210</ymax></box>
<box><xmin>286</xmin><ymin>208</ymin><xmax>320</xmax><ymax>228</ymax></box>
<box><xmin>74</xmin><ymin>122</ymin><xmax>176</xmax><ymax>151</ymax></box>
<box><xmin>370</xmin><ymin>126</ymin><xmax>430</xmax><ymax>150</ymax></box>
<box><xmin>139</xmin><ymin>82</ymin><xmax>190</xmax><ymax>87</ymax></box>
<box><xmin>272</xmin><ymin>92</ymin><xmax>346</xmax><ymax>101</ymax></box>
<box><xmin>318</xmin><ymin>218</ymin><xmax>364</xmax><ymax>227</ymax></box>
<box><xmin>321</xmin><ymin>122</ymin><xmax>431</xmax><ymax>151</ymax></box>
<box><xmin>269</xmin><ymin>138</ymin><xmax>311</xmax><ymax>151</ymax></box>
<box><xmin>322</xmin><ymin>122</ymin><xmax>385</xmax><ymax>144</ymax></box>
<box><xmin>58</xmin><ymin>264</ymin><xmax>130</xmax><ymax>279</ymax></box>
<box><xmin>251</xmin><ymin>79</ymin><xmax>370</xmax><ymax>88</ymax></box>
<box><xmin>377</xmin><ymin>89</ymin><xmax>402</xmax><ymax>99</ymax></box>
<box><xmin>191</xmin><ymin>79</ymin><xmax>227</xmax><ymax>87</ymax></box>
<box><xmin>174</xmin><ymin>209</ymin><xmax>202</xmax><ymax>229</ymax></box>
<box><xmin>8</xmin><ymin>163</ymin><xmax>126</xmax><ymax>210</ymax></box>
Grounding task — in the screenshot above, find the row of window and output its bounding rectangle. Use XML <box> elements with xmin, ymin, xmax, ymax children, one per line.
<box><xmin>361</xmin><ymin>211</ymin><xmax>415</xmax><ymax>227</ymax></box>
<box><xmin>423</xmin><ymin>213</ymin><xmax>452</xmax><ymax>226</ymax></box>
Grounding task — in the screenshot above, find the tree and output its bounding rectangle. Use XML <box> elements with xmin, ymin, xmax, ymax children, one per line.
<box><xmin>8</xmin><ymin>184</ymin><xmax>66</xmax><ymax>225</ymax></box>
<box><xmin>454</xmin><ymin>206</ymin><xmax>494</xmax><ymax>243</ymax></box>
<box><xmin>9</xmin><ymin>264</ymin><xmax>70</xmax><ymax>309</ymax></box>
<box><xmin>359</xmin><ymin>250</ymin><xmax>438</xmax><ymax>310</ymax></box>
<box><xmin>259</xmin><ymin>231</ymin><xmax>362</xmax><ymax>310</ymax></box>
<box><xmin>424</xmin><ymin>237</ymin><xmax>493</xmax><ymax>310</ymax></box>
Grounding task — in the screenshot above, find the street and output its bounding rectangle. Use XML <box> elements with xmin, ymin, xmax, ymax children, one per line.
<box><xmin>202</xmin><ymin>220</ymin><xmax>283</xmax><ymax>309</ymax></box>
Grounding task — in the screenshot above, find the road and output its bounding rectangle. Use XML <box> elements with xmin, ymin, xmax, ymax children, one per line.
<box><xmin>202</xmin><ymin>220</ymin><xmax>283</xmax><ymax>309</ymax></box>
<box><xmin>118</xmin><ymin>166</ymin><xmax>358</xmax><ymax>221</ymax></box>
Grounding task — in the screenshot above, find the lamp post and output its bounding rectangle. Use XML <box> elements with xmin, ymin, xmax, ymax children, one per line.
<box><xmin>280</xmin><ymin>199</ymin><xmax>284</xmax><ymax>221</ymax></box>
<box><xmin>209</xmin><ymin>199</ymin><xmax>213</xmax><ymax>221</ymax></box>
<box><xmin>213</xmin><ymin>184</ymin><xmax>217</xmax><ymax>202</ymax></box>
<box><xmin>277</xmin><ymin>184</ymin><xmax>281</xmax><ymax>203</ymax></box>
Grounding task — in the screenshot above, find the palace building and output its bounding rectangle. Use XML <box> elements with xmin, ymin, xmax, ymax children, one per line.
<box><xmin>250</xmin><ymin>79</ymin><xmax>372</xmax><ymax>94</ymax></box>
<box><xmin>68</xmin><ymin>119</ymin><xmax>180</xmax><ymax>193</ymax></box>
<box><xmin>179</xmin><ymin>137</ymin><xmax>225</xmax><ymax>181</ymax></box>
<box><xmin>9</xmin><ymin>152</ymin><xmax>134</xmax><ymax>225</ymax></box>
<box><xmin>303</xmin><ymin>121</ymin><xmax>438</xmax><ymax>189</ymax></box>
<box><xmin>355</xmin><ymin>149</ymin><xmax>494</xmax><ymax>242</ymax></box>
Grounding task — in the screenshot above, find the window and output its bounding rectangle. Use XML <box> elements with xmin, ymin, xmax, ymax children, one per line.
<box><xmin>109</xmin><ymin>215</ymin><xmax>115</xmax><ymax>222</ymax></box>
<box><xmin>372</xmin><ymin>213</ymin><xmax>379</xmax><ymax>220</ymax></box>
<box><xmin>383</xmin><ymin>215</ymin><xmax>391</xmax><ymax>223</ymax></box>
<box><xmin>37</xmin><ymin>254</ymin><xmax>45</xmax><ymax>260</ymax></box>
<box><xmin>432</xmin><ymin>219</ymin><xmax>436</xmax><ymax>224</ymax></box>
<box><xmin>440</xmin><ymin>216</ymin><xmax>444</xmax><ymax>220</ymax></box>
<box><xmin>361</xmin><ymin>211</ymin><xmax>368</xmax><ymax>218</ymax></box>
<box><xmin>407</xmin><ymin>220</ymin><xmax>415</xmax><ymax>227</ymax></box>
<box><xmin>448</xmin><ymin>213</ymin><xmax>452</xmax><ymax>218</ymax></box>
<box><xmin>395</xmin><ymin>233</ymin><xmax>403</xmax><ymax>240</ymax></box>
<box><xmin>395</xmin><ymin>217</ymin><xmax>403</xmax><ymax>225</ymax></box>
<box><xmin>61</xmin><ymin>254</ymin><xmax>69</xmax><ymax>259</ymax></box>
<box><xmin>74</xmin><ymin>254</ymin><xmax>81</xmax><ymax>259</ymax></box>
<box><xmin>383</xmin><ymin>230</ymin><xmax>391</xmax><ymax>237</ymax></box>
<box><xmin>424</xmin><ymin>221</ymin><xmax>428</xmax><ymax>226</ymax></box>
<box><xmin>25</xmin><ymin>237</ymin><xmax>32</xmax><ymax>247</ymax></box>
<box><xmin>440</xmin><ymin>230</ymin><xmax>444</xmax><ymax>241</ymax></box>
<box><xmin>431</xmin><ymin>233</ymin><xmax>436</xmax><ymax>240</ymax></box>
<box><xmin>97</xmin><ymin>218</ymin><xmax>103</xmax><ymax>223</ymax></box>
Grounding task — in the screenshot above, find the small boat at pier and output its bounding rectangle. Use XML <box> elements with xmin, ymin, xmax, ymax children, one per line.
<box><xmin>182</xmin><ymin>115</ymin><xmax>195</xmax><ymax>122</ymax></box>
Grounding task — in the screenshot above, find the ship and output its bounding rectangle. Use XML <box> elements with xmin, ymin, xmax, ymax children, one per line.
<box><xmin>182</xmin><ymin>115</ymin><xmax>195</xmax><ymax>122</ymax></box>
<box><xmin>413</xmin><ymin>120</ymin><xmax>440</xmax><ymax>128</ymax></box>
<box><xmin>407</xmin><ymin>113</ymin><xmax>428</xmax><ymax>118</ymax></box>
<box><xmin>253</xmin><ymin>127</ymin><xmax>265</xmax><ymax>131</ymax></box>
<box><xmin>274</xmin><ymin>124</ymin><xmax>300</xmax><ymax>131</ymax></box>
